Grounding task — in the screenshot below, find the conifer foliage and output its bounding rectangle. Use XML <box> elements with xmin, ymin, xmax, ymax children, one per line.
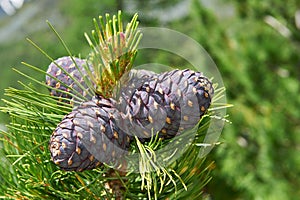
<box><xmin>0</xmin><ymin>11</ymin><xmax>228</xmax><ymax>199</ymax></box>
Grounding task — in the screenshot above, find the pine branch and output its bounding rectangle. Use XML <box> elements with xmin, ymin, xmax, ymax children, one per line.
<box><xmin>0</xmin><ymin>11</ymin><xmax>231</xmax><ymax>199</ymax></box>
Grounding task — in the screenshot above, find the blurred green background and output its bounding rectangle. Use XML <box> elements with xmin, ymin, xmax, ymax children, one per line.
<box><xmin>0</xmin><ymin>0</ymin><xmax>299</xmax><ymax>199</ymax></box>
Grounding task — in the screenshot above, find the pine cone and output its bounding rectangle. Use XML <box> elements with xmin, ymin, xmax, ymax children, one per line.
<box><xmin>46</xmin><ymin>56</ymin><xmax>93</xmax><ymax>102</ymax></box>
<box><xmin>116</xmin><ymin>69</ymin><xmax>214</xmax><ymax>140</ymax></box>
<box><xmin>49</xmin><ymin>96</ymin><xmax>131</xmax><ymax>171</ymax></box>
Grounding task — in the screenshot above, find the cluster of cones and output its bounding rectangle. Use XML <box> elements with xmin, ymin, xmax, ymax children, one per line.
<box><xmin>47</xmin><ymin>56</ymin><xmax>214</xmax><ymax>171</ymax></box>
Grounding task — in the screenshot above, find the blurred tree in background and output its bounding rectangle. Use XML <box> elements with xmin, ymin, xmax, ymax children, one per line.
<box><xmin>0</xmin><ymin>0</ymin><xmax>299</xmax><ymax>199</ymax></box>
